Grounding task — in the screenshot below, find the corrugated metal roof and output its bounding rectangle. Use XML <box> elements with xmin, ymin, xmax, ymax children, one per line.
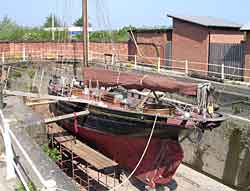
<box><xmin>241</xmin><ymin>23</ymin><xmax>250</xmax><ymax>31</ymax></box>
<box><xmin>167</xmin><ymin>14</ymin><xmax>242</xmax><ymax>28</ymax></box>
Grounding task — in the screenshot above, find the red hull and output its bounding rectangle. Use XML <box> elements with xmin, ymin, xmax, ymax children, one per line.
<box><xmin>63</xmin><ymin>122</ymin><xmax>183</xmax><ymax>188</ymax></box>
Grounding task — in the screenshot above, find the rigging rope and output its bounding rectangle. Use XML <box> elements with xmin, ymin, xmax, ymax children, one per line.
<box><xmin>128</xmin><ymin>29</ymin><xmax>143</xmax><ymax>57</ymax></box>
<box><xmin>109</xmin><ymin>113</ymin><xmax>159</xmax><ymax>191</ymax></box>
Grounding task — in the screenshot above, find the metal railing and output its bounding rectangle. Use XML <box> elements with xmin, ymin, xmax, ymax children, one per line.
<box><xmin>0</xmin><ymin>110</ymin><xmax>57</xmax><ymax>191</ymax></box>
<box><xmin>1</xmin><ymin>48</ymin><xmax>250</xmax><ymax>83</ymax></box>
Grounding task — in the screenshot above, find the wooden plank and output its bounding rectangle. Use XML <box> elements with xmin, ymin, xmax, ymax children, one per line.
<box><xmin>4</xmin><ymin>90</ymin><xmax>92</xmax><ymax>104</ymax></box>
<box><xmin>44</xmin><ymin>111</ymin><xmax>89</xmax><ymax>124</ymax></box>
<box><xmin>54</xmin><ymin>135</ymin><xmax>74</xmax><ymax>143</ymax></box>
<box><xmin>51</xmin><ymin>125</ymin><xmax>118</xmax><ymax>170</ymax></box>
<box><xmin>60</xmin><ymin>139</ymin><xmax>118</xmax><ymax>170</ymax></box>
<box><xmin>26</xmin><ymin>100</ymin><xmax>58</xmax><ymax>106</ymax></box>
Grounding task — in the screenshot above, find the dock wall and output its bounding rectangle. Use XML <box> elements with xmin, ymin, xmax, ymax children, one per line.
<box><xmin>182</xmin><ymin>119</ymin><xmax>250</xmax><ymax>190</ymax></box>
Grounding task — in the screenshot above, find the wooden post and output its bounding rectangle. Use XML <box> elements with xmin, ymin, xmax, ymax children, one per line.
<box><xmin>185</xmin><ymin>60</ymin><xmax>189</xmax><ymax>76</ymax></box>
<box><xmin>82</xmin><ymin>0</ymin><xmax>89</xmax><ymax>67</ymax></box>
<box><xmin>221</xmin><ymin>63</ymin><xmax>225</xmax><ymax>80</ymax></box>
<box><xmin>52</xmin><ymin>14</ymin><xmax>55</xmax><ymax>41</ymax></box>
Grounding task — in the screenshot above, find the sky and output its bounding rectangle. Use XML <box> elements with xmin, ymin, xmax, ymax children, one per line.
<box><xmin>1</xmin><ymin>0</ymin><xmax>250</xmax><ymax>30</ymax></box>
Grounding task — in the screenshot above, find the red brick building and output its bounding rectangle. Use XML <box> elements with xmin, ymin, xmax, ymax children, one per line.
<box><xmin>128</xmin><ymin>28</ymin><xmax>172</xmax><ymax>65</ymax></box>
<box><xmin>168</xmin><ymin>14</ymin><xmax>244</xmax><ymax>77</ymax></box>
<box><xmin>241</xmin><ymin>24</ymin><xmax>250</xmax><ymax>81</ymax></box>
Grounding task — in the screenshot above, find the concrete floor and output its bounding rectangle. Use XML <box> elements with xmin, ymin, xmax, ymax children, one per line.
<box><xmin>173</xmin><ymin>164</ymin><xmax>235</xmax><ymax>191</ymax></box>
<box><xmin>83</xmin><ymin>163</ymin><xmax>236</xmax><ymax>191</ymax></box>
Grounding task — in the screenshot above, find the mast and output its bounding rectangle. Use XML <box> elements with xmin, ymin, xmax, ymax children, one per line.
<box><xmin>82</xmin><ymin>0</ymin><xmax>88</xmax><ymax>67</ymax></box>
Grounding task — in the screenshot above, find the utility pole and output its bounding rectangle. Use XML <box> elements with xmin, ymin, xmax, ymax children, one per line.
<box><xmin>52</xmin><ymin>14</ymin><xmax>55</xmax><ymax>41</ymax></box>
<box><xmin>82</xmin><ymin>0</ymin><xmax>88</xmax><ymax>67</ymax></box>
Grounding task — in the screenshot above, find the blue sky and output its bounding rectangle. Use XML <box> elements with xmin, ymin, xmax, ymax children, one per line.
<box><xmin>1</xmin><ymin>0</ymin><xmax>250</xmax><ymax>29</ymax></box>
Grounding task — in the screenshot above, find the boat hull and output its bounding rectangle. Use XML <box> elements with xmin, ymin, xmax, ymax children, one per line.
<box><xmin>50</xmin><ymin>101</ymin><xmax>184</xmax><ymax>187</ymax></box>
<box><xmin>59</xmin><ymin>117</ymin><xmax>183</xmax><ymax>188</ymax></box>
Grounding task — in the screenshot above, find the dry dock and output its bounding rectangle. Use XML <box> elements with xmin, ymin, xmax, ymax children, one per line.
<box><xmin>0</xmin><ymin>96</ymin><xmax>237</xmax><ymax>191</ymax></box>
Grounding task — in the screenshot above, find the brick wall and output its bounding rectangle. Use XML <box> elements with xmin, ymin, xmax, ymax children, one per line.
<box><xmin>210</xmin><ymin>29</ymin><xmax>244</xmax><ymax>43</ymax></box>
<box><xmin>0</xmin><ymin>41</ymin><xmax>128</xmax><ymax>60</ymax></box>
<box><xmin>128</xmin><ymin>31</ymin><xmax>172</xmax><ymax>65</ymax></box>
<box><xmin>172</xmin><ymin>19</ymin><xmax>209</xmax><ymax>75</ymax></box>
<box><xmin>244</xmin><ymin>32</ymin><xmax>250</xmax><ymax>82</ymax></box>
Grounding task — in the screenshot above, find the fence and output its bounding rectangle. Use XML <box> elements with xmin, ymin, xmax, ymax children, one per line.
<box><xmin>1</xmin><ymin>47</ymin><xmax>250</xmax><ymax>83</ymax></box>
<box><xmin>209</xmin><ymin>43</ymin><xmax>244</xmax><ymax>81</ymax></box>
<box><xmin>0</xmin><ymin>110</ymin><xmax>57</xmax><ymax>191</ymax></box>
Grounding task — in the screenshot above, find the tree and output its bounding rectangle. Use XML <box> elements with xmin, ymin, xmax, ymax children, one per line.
<box><xmin>73</xmin><ymin>16</ymin><xmax>92</xmax><ymax>27</ymax></box>
<box><xmin>0</xmin><ymin>16</ymin><xmax>22</xmax><ymax>40</ymax></box>
<box><xmin>0</xmin><ymin>16</ymin><xmax>18</xmax><ymax>32</ymax></box>
<box><xmin>43</xmin><ymin>14</ymin><xmax>61</xmax><ymax>28</ymax></box>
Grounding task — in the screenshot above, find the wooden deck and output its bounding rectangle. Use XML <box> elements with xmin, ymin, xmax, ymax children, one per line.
<box><xmin>54</xmin><ymin>135</ymin><xmax>118</xmax><ymax>171</ymax></box>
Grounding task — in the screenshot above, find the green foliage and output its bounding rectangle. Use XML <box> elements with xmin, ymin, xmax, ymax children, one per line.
<box><xmin>43</xmin><ymin>144</ymin><xmax>61</xmax><ymax>161</ymax></box>
<box><xmin>43</xmin><ymin>14</ymin><xmax>61</xmax><ymax>28</ymax></box>
<box><xmin>75</xmin><ymin>26</ymin><xmax>134</xmax><ymax>42</ymax></box>
<box><xmin>0</xmin><ymin>16</ymin><xmax>22</xmax><ymax>40</ymax></box>
<box><xmin>0</xmin><ymin>16</ymin><xmax>68</xmax><ymax>41</ymax></box>
<box><xmin>11</xmin><ymin>70</ymin><xmax>22</xmax><ymax>79</ymax></box>
<box><xmin>232</xmin><ymin>103</ymin><xmax>243</xmax><ymax>114</ymax></box>
<box><xmin>16</xmin><ymin>181</ymin><xmax>36</xmax><ymax>191</ymax></box>
<box><xmin>28</xmin><ymin>69</ymin><xmax>36</xmax><ymax>79</ymax></box>
<box><xmin>19</xmin><ymin>63</ymin><xmax>28</xmax><ymax>69</ymax></box>
<box><xmin>0</xmin><ymin>16</ymin><xmax>135</xmax><ymax>42</ymax></box>
<box><xmin>73</xmin><ymin>16</ymin><xmax>92</xmax><ymax>27</ymax></box>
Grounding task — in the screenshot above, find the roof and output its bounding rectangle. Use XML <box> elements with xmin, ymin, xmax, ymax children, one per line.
<box><xmin>130</xmin><ymin>27</ymin><xmax>172</xmax><ymax>33</ymax></box>
<box><xmin>167</xmin><ymin>14</ymin><xmax>242</xmax><ymax>29</ymax></box>
<box><xmin>241</xmin><ymin>23</ymin><xmax>250</xmax><ymax>31</ymax></box>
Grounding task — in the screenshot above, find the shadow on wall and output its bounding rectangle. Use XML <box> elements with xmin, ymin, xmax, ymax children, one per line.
<box><xmin>222</xmin><ymin>121</ymin><xmax>250</xmax><ymax>191</ymax></box>
<box><xmin>191</xmin><ymin>145</ymin><xmax>208</xmax><ymax>170</ymax></box>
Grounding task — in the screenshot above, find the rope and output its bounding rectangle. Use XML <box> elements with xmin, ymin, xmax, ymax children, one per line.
<box><xmin>128</xmin><ymin>29</ymin><xmax>143</xmax><ymax>57</ymax></box>
<box><xmin>109</xmin><ymin>113</ymin><xmax>159</xmax><ymax>191</ymax></box>
<box><xmin>197</xmin><ymin>83</ymin><xmax>210</xmax><ymax>114</ymax></box>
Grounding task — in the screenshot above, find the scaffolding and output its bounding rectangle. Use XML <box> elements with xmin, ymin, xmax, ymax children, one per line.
<box><xmin>47</xmin><ymin>125</ymin><xmax>120</xmax><ymax>191</ymax></box>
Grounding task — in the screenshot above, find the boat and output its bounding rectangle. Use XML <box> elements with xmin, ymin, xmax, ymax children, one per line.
<box><xmin>48</xmin><ymin>0</ymin><xmax>226</xmax><ymax>188</ymax></box>
<box><xmin>48</xmin><ymin>66</ymin><xmax>225</xmax><ymax>188</ymax></box>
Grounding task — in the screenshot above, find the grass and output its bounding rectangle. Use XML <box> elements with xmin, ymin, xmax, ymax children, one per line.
<box><xmin>11</xmin><ymin>70</ymin><xmax>22</xmax><ymax>79</ymax></box>
<box><xmin>16</xmin><ymin>181</ymin><xmax>37</xmax><ymax>191</ymax></box>
<box><xmin>42</xmin><ymin>144</ymin><xmax>61</xmax><ymax>161</ymax></box>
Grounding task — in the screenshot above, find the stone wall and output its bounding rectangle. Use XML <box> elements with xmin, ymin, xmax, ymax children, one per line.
<box><xmin>182</xmin><ymin>118</ymin><xmax>250</xmax><ymax>190</ymax></box>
